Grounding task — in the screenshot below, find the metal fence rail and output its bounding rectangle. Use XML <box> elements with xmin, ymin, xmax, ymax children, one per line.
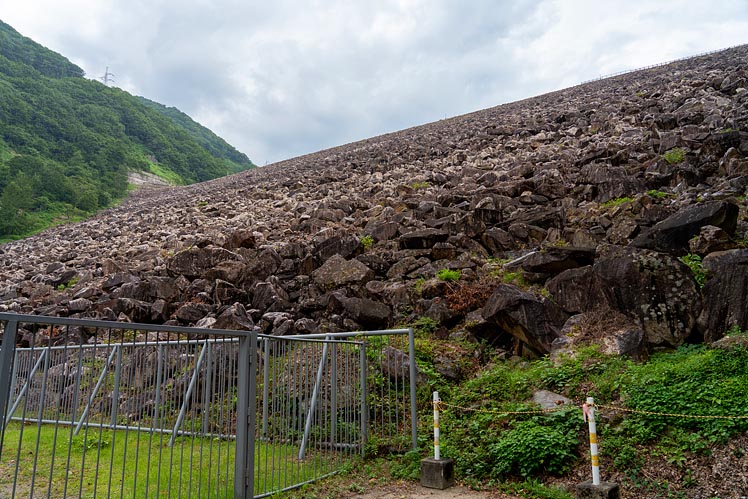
<box><xmin>0</xmin><ymin>313</ymin><xmax>417</xmax><ymax>499</ymax></box>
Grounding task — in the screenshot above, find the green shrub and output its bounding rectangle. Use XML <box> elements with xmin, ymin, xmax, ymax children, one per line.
<box><xmin>411</xmin><ymin>181</ymin><xmax>430</xmax><ymax>189</ymax></box>
<box><xmin>437</xmin><ymin>268</ymin><xmax>461</xmax><ymax>282</ymax></box>
<box><xmin>663</xmin><ymin>147</ymin><xmax>685</xmax><ymax>165</ymax></box>
<box><xmin>486</xmin><ymin>409</ymin><xmax>581</xmax><ymax>477</ymax></box>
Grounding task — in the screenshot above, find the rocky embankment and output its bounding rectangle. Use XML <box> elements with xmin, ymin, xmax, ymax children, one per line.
<box><xmin>1</xmin><ymin>46</ymin><xmax>747</xmax><ymax>361</ymax></box>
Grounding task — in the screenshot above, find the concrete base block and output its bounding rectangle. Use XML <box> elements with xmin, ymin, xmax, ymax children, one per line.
<box><xmin>420</xmin><ymin>458</ymin><xmax>454</xmax><ymax>490</ymax></box>
<box><xmin>576</xmin><ymin>480</ymin><xmax>620</xmax><ymax>499</ymax></box>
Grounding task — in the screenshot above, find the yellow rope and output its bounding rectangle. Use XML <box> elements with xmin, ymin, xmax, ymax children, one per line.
<box><xmin>435</xmin><ymin>401</ymin><xmax>571</xmax><ymax>415</ymax></box>
<box><xmin>596</xmin><ymin>404</ymin><xmax>748</xmax><ymax>420</ymax></box>
<box><xmin>432</xmin><ymin>400</ymin><xmax>748</xmax><ymax>420</ymax></box>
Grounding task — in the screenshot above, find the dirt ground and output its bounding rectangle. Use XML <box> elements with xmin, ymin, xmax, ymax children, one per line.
<box><xmin>351</xmin><ymin>483</ymin><xmax>520</xmax><ymax>499</ymax></box>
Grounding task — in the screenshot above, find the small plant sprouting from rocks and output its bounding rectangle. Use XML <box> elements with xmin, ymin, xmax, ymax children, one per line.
<box><xmin>437</xmin><ymin>268</ymin><xmax>461</xmax><ymax>282</ymax></box>
<box><xmin>663</xmin><ymin>147</ymin><xmax>686</xmax><ymax>165</ymax></box>
<box><xmin>57</xmin><ymin>276</ymin><xmax>80</xmax><ymax>291</ymax></box>
<box><xmin>410</xmin><ymin>181</ymin><xmax>430</xmax><ymax>190</ymax></box>
<box><xmin>679</xmin><ymin>253</ymin><xmax>706</xmax><ymax>287</ymax></box>
<box><xmin>647</xmin><ymin>189</ymin><xmax>673</xmax><ymax>199</ymax></box>
<box><xmin>360</xmin><ymin>235</ymin><xmax>374</xmax><ymax>250</ymax></box>
<box><xmin>601</xmin><ymin>197</ymin><xmax>634</xmax><ymax>208</ymax></box>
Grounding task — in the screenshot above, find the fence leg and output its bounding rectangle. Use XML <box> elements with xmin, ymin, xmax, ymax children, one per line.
<box><xmin>0</xmin><ymin>319</ymin><xmax>19</xmax><ymax>436</ymax></box>
<box><xmin>5</xmin><ymin>349</ymin><xmax>46</xmax><ymax>422</ymax></box>
<box><xmin>299</xmin><ymin>339</ymin><xmax>329</xmax><ymax>460</ymax></box>
<box><xmin>261</xmin><ymin>338</ymin><xmax>269</xmax><ymax>439</ymax></box>
<box><xmin>360</xmin><ymin>342</ymin><xmax>368</xmax><ymax>454</ymax></box>
<box><xmin>111</xmin><ymin>344</ymin><xmax>123</xmax><ymax>427</ymax></box>
<box><xmin>408</xmin><ymin>328</ymin><xmax>418</xmax><ymax>451</ymax></box>
<box><xmin>234</xmin><ymin>334</ymin><xmax>257</xmax><ymax>499</ymax></box>
<box><xmin>170</xmin><ymin>342</ymin><xmax>208</xmax><ymax>445</ymax></box>
<box><xmin>74</xmin><ymin>346</ymin><xmax>118</xmax><ymax>435</ymax></box>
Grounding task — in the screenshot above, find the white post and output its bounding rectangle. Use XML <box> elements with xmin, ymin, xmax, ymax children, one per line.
<box><xmin>584</xmin><ymin>396</ymin><xmax>600</xmax><ymax>485</ymax></box>
<box><xmin>433</xmin><ymin>391</ymin><xmax>441</xmax><ymax>460</ymax></box>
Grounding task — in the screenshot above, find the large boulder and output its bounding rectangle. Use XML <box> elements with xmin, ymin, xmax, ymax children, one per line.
<box><xmin>398</xmin><ymin>229</ymin><xmax>449</xmax><ymax>249</ymax></box>
<box><xmin>698</xmin><ymin>249</ymin><xmax>748</xmax><ymax>342</ymax></box>
<box><xmin>311</xmin><ymin>254</ymin><xmax>374</xmax><ymax>290</ymax></box>
<box><xmin>549</xmin><ymin>245</ymin><xmax>701</xmax><ymax>348</ymax></box>
<box><xmin>515</xmin><ymin>246</ymin><xmax>595</xmax><ymax>275</ymax></box>
<box><xmin>630</xmin><ymin>201</ymin><xmax>739</xmax><ymax>255</ymax></box>
<box><xmin>482</xmin><ymin>284</ymin><xmax>569</xmax><ymax>354</ymax></box>
<box><xmin>166</xmin><ymin>247</ymin><xmax>243</xmax><ymax>278</ymax></box>
<box><xmin>330</xmin><ymin>294</ymin><xmax>391</xmax><ymax>327</ymax></box>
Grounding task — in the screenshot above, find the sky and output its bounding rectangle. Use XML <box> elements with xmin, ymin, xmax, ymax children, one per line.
<box><xmin>2</xmin><ymin>1</ymin><xmax>747</xmax><ymax>165</ymax></box>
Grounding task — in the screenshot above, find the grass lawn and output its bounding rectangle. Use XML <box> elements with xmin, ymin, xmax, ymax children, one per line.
<box><xmin>0</xmin><ymin>423</ymin><xmax>336</xmax><ymax>499</ymax></box>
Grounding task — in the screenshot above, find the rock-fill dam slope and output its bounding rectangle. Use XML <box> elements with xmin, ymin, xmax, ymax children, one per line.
<box><xmin>2</xmin><ymin>45</ymin><xmax>748</xmax><ymax>359</ymax></box>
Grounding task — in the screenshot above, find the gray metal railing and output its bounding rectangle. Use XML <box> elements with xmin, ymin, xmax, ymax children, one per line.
<box><xmin>0</xmin><ymin>313</ymin><xmax>417</xmax><ymax>499</ymax></box>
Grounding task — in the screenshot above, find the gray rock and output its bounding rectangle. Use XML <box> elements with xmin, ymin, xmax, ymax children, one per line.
<box><xmin>482</xmin><ymin>284</ymin><xmax>569</xmax><ymax>354</ymax></box>
<box><xmin>312</xmin><ymin>254</ymin><xmax>374</xmax><ymax>289</ymax></box>
<box><xmin>532</xmin><ymin>390</ymin><xmax>572</xmax><ymax>410</ymax></box>
<box><xmin>631</xmin><ymin>201</ymin><xmax>739</xmax><ymax>255</ymax></box>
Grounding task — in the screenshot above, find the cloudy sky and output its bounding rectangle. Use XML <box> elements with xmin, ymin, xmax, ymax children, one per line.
<box><xmin>3</xmin><ymin>1</ymin><xmax>747</xmax><ymax>165</ymax></box>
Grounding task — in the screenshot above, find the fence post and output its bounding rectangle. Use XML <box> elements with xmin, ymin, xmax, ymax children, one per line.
<box><xmin>111</xmin><ymin>344</ymin><xmax>122</xmax><ymax>427</ymax></box>
<box><xmin>235</xmin><ymin>333</ymin><xmax>257</xmax><ymax>499</ymax></box>
<box><xmin>408</xmin><ymin>328</ymin><xmax>418</xmax><ymax>450</ymax></box>
<box><xmin>360</xmin><ymin>341</ymin><xmax>368</xmax><ymax>453</ymax></box>
<box><xmin>261</xmin><ymin>338</ymin><xmax>269</xmax><ymax>439</ymax></box>
<box><xmin>584</xmin><ymin>396</ymin><xmax>600</xmax><ymax>485</ymax></box>
<box><xmin>0</xmin><ymin>319</ymin><xmax>19</xmax><ymax>436</ymax></box>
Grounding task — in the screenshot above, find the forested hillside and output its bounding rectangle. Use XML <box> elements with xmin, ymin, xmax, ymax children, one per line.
<box><xmin>0</xmin><ymin>20</ymin><xmax>254</xmax><ymax>240</ymax></box>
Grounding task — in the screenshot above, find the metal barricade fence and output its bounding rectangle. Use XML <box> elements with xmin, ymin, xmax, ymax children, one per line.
<box><xmin>0</xmin><ymin>313</ymin><xmax>417</xmax><ymax>499</ymax></box>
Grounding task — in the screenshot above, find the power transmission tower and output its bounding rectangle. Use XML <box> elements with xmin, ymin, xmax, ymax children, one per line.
<box><xmin>99</xmin><ymin>66</ymin><xmax>115</xmax><ymax>86</ymax></box>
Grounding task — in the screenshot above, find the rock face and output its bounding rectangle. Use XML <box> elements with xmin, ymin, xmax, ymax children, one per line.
<box><xmin>1</xmin><ymin>45</ymin><xmax>748</xmax><ymax>356</ymax></box>
<box><xmin>698</xmin><ymin>249</ymin><xmax>748</xmax><ymax>342</ymax></box>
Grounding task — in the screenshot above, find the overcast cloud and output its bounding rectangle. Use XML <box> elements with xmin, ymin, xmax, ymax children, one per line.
<box><xmin>2</xmin><ymin>1</ymin><xmax>747</xmax><ymax>165</ymax></box>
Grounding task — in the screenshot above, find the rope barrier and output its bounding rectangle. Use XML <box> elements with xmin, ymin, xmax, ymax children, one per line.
<box><xmin>432</xmin><ymin>400</ymin><xmax>748</xmax><ymax>420</ymax></box>
<box><xmin>431</xmin><ymin>392</ymin><xmax>748</xmax><ymax>486</ymax></box>
<box><xmin>435</xmin><ymin>401</ymin><xmax>572</xmax><ymax>415</ymax></box>
<box><xmin>596</xmin><ymin>404</ymin><xmax>748</xmax><ymax>420</ymax></box>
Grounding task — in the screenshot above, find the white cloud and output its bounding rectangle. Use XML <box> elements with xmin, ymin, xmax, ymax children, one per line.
<box><xmin>2</xmin><ymin>1</ymin><xmax>747</xmax><ymax>164</ymax></box>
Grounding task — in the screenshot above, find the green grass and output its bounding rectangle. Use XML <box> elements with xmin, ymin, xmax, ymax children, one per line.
<box><xmin>0</xmin><ymin>423</ymin><xmax>333</xmax><ymax>499</ymax></box>
<box><xmin>437</xmin><ymin>268</ymin><xmax>461</xmax><ymax>282</ymax></box>
<box><xmin>148</xmin><ymin>161</ymin><xmax>185</xmax><ymax>185</ymax></box>
<box><xmin>0</xmin><ymin>201</ymin><xmax>88</xmax><ymax>243</ymax></box>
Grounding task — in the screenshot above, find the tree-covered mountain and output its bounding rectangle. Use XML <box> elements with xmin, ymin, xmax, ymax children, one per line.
<box><xmin>0</xmin><ymin>20</ymin><xmax>254</xmax><ymax>240</ymax></box>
